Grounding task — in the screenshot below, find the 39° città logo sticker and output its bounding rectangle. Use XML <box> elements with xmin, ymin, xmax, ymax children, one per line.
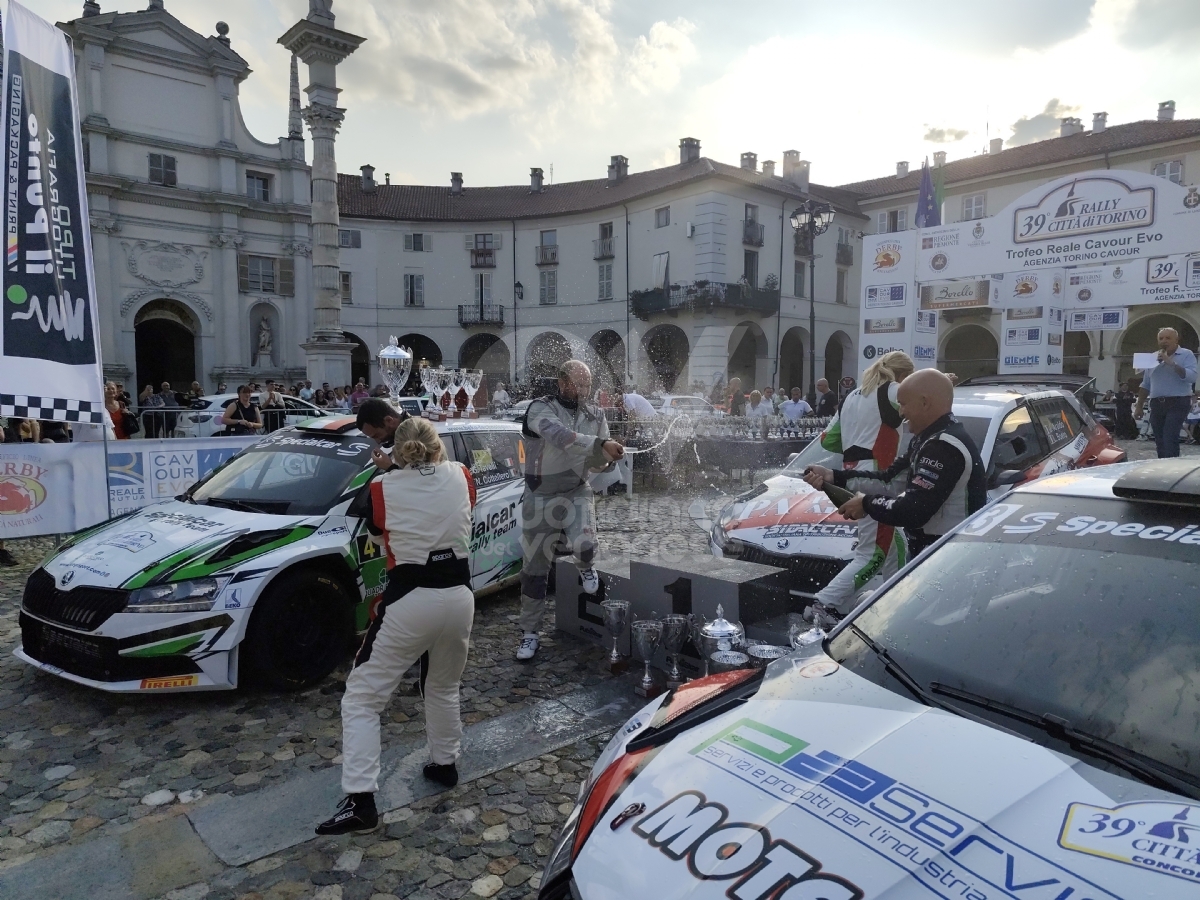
<box><xmin>1058</xmin><ymin>800</ymin><xmax>1200</xmax><ymax>885</ymax></box>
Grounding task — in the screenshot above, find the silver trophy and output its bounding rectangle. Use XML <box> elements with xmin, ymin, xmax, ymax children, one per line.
<box><xmin>450</xmin><ymin>368</ymin><xmax>467</xmax><ymax>416</ymax></box>
<box><xmin>660</xmin><ymin>614</ymin><xmax>690</xmax><ymax>688</ymax></box>
<box><xmin>601</xmin><ymin>599</ymin><xmax>629</xmax><ymax>672</ymax></box>
<box><xmin>436</xmin><ymin>368</ymin><xmax>454</xmax><ymax>417</ymax></box>
<box><xmin>632</xmin><ymin>619</ymin><xmax>664</xmax><ymax>697</ymax></box>
<box><xmin>377</xmin><ymin>337</ymin><xmax>414</xmax><ymax>406</ymax></box>
<box><xmin>463</xmin><ymin>369</ymin><xmax>483</xmax><ymax>417</ymax></box>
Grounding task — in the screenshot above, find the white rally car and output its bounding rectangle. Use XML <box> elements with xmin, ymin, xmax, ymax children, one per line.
<box><xmin>710</xmin><ymin>380</ymin><xmax>1124</xmax><ymax>597</ymax></box>
<box><xmin>542</xmin><ymin>460</ymin><xmax>1200</xmax><ymax>900</ymax></box>
<box><xmin>17</xmin><ymin>416</ymin><xmax>526</xmax><ymax>693</ymax></box>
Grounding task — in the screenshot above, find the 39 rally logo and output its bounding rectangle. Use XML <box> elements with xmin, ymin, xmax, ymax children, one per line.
<box><xmin>627</xmin><ymin>790</ymin><xmax>863</xmax><ymax>900</ymax></box>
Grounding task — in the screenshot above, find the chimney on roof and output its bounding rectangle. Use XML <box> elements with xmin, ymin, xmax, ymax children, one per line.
<box><xmin>896</xmin><ymin>161</ymin><xmax>909</xmax><ymax>178</ymax></box>
<box><xmin>794</xmin><ymin>160</ymin><xmax>810</xmax><ymax>193</ymax></box>
<box><xmin>1060</xmin><ymin>117</ymin><xmax>1084</xmax><ymax>137</ymax></box>
<box><xmin>762</xmin><ymin>160</ymin><xmax>776</xmax><ymax>178</ymax></box>
<box><xmin>530</xmin><ymin>167</ymin><xmax>544</xmax><ymax>193</ymax></box>
<box><xmin>740</xmin><ymin>152</ymin><xmax>758</xmax><ymax>172</ymax></box>
<box><xmin>450</xmin><ymin>172</ymin><xmax>463</xmax><ymax>195</ymax></box>
<box><xmin>1158</xmin><ymin>100</ymin><xmax>1176</xmax><ymax>121</ymax></box>
<box><xmin>989</xmin><ymin>137</ymin><xmax>1003</xmax><ymax>155</ymax></box>
<box><xmin>782</xmin><ymin>149</ymin><xmax>800</xmax><ymax>179</ymax></box>
<box><xmin>148</xmin><ymin>0</ymin><xmax>164</xmax><ymax>9</ymax></box>
<box><xmin>83</xmin><ymin>0</ymin><xmax>100</xmax><ymax>16</ymax></box>
<box><xmin>607</xmin><ymin>155</ymin><xmax>628</xmax><ymax>185</ymax></box>
<box><xmin>679</xmin><ymin>137</ymin><xmax>700</xmax><ymax>164</ymax></box>
<box><xmin>933</xmin><ymin>150</ymin><xmax>947</xmax><ymax>167</ymax></box>
<box><xmin>360</xmin><ymin>164</ymin><xmax>376</xmax><ymax>193</ymax></box>
<box><xmin>1092</xmin><ymin>112</ymin><xmax>1108</xmax><ymax>134</ymax></box>
<box><xmin>385</xmin><ymin>173</ymin><xmax>390</xmax><ymax>185</ymax></box>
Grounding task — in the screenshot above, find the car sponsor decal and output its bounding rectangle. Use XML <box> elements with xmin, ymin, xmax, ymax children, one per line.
<box><xmin>115</xmin><ymin>615</ymin><xmax>235</xmax><ymax>657</ymax></box>
<box><xmin>689</xmin><ymin>717</ymin><xmax>1115</xmax><ymax>900</ymax></box>
<box><xmin>1059</xmin><ymin>801</ymin><xmax>1200</xmax><ymax>886</ymax></box>
<box><xmin>762</xmin><ymin>523</ymin><xmax>858</xmax><ymax>539</ymax></box>
<box><xmin>142</xmin><ymin>510</ymin><xmax>224</xmax><ymax>532</ymax></box>
<box><xmin>140</xmin><ymin>675</ymin><xmax>200</xmax><ymax>690</ymax></box>
<box><xmin>99</xmin><ymin>531</ymin><xmax>157</xmax><ymax>553</ymax></box>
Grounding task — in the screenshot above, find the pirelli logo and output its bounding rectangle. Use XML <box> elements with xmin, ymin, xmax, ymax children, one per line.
<box><xmin>140</xmin><ymin>674</ymin><xmax>200</xmax><ymax>690</ymax></box>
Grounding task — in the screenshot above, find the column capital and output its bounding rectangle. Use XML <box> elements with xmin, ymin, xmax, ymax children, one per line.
<box><xmin>301</xmin><ymin>104</ymin><xmax>346</xmax><ymax>135</ymax></box>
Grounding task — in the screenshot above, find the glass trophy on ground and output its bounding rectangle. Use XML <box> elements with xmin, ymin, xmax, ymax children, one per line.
<box><xmin>377</xmin><ymin>337</ymin><xmax>413</xmax><ymax>408</ymax></box>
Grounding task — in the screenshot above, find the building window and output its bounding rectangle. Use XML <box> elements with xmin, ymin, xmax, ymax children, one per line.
<box><xmin>877</xmin><ymin>208</ymin><xmax>907</xmax><ymax>233</ymax></box>
<box><xmin>148</xmin><ymin>153</ymin><xmax>176</xmax><ymax>187</ymax></box>
<box><xmin>794</xmin><ymin>260</ymin><xmax>806</xmax><ymax>297</ymax></box>
<box><xmin>744</xmin><ymin>250</ymin><xmax>759</xmax><ymax>288</ymax></box>
<box><xmin>338</xmin><ymin>229</ymin><xmax>362</xmax><ymax>248</ymax></box>
<box><xmin>404</xmin><ymin>233</ymin><xmax>429</xmax><ymax>251</ymax></box>
<box><xmin>599</xmin><ymin>222</ymin><xmax>614</xmax><ymax>240</ymax></box>
<box><xmin>474</xmin><ymin>233</ymin><xmax>495</xmax><ymax>249</ymax></box>
<box><xmin>539</xmin><ymin>269</ymin><xmax>557</xmax><ymax>305</ymax></box>
<box><xmin>474</xmin><ymin>272</ymin><xmax>492</xmax><ymax>305</ymax></box>
<box><xmin>655</xmin><ymin>206</ymin><xmax>671</xmax><ymax>228</ymax></box>
<box><xmin>1153</xmin><ymin>160</ymin><xmax>1184</xmax><ymax>184</ymax></box>
<box><xmin>404</xmin><ymin>273</ymin><xmax>424</xmax><ymax>307</ymax></box>
<box><xmin>598</xmin><ymin>263</ymin><xmax>613</xmax><ymax>301</ymax></box>
<box><xmin>339</xmin><ymin>271</ymin><xmax>352</xmax><ymax>303</ymax></box>
<box><xmin>245</xmin><ymin>256</ymin><xmax>275</xmax><ymax>292</ymax></box>
<box><xmin>836</xmin><ymin>269</ymin><xmax>848</xmax><ymax>304</ymax></box>
<box><xmin>745</xmin><ymin>203</ymin><xmax>758</xmax><ymax>222</ymax></box>
<box><xmin>237</xmin><ymin>254</ymin><xmax>293</xmax><ymax>296</ymax></box>
<box><xmin>246</xmin><ymin>173</ymin><xmax>270</xmax><ymax>202</ymax></box>
<box><xmin>962</xmin><ymin>192</ymin><xmax>986</xmax><ymax>220</ymax></box>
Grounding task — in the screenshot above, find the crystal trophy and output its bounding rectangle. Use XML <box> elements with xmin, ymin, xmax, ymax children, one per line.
<box><xmin>377</xmin><ymin>337</ymin><xmax>413</xmax><ymax>407</ymax></box>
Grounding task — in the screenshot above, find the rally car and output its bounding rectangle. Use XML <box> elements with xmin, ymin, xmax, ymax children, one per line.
<box><xmin>709</xmin><ymin>380</ymin><xmax>1124</xmax><ymax>596</ymax></box>
<box><xmin>543</xmin><ymin>459</ymin><xmax>1200</xmax><ymax>899</ymax></box>
<box><xmin>16</xmin><ymin>416</ymin><xmax>526</xmax><ymax>693</ymax></box>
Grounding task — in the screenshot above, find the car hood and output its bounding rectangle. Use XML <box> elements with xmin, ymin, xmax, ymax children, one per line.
<box><xmin>573</xmin><ymin>650</ymin><xmax>1185</xmax><ymax>899</ymax></box>
<box><xmin>722</xmin><ymin>475</ymin><xmax>857</xmax><ymax>557</ymax></box>
<box><xmin>43</xmin><ymin>500</ymin><xmax>313</xmax><ymax>591</ymax></box>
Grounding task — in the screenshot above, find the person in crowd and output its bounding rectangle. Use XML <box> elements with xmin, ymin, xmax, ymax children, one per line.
<box><xmin>114</xmin><ymin>382</ymin><xmax>131</xmax><ymax>407</ymax></box>
<box><xmin>156</xmin><ymin>381</ymin><xmax>180</xmax><ymax>436</ymax></box>
<box><xmin>313</xmin><ymin>389</ymin><xmax>327</xmax><ymax>408</ymax></box>
<box><xmin>620</xmin><ymin>387</ymin><xmax>657</xmax><ymax>419</ymax></box>
<box><xmin>762</xmin><ymin>385</ymin><xmax>782</xmax><ymax>414</ymax></box>
<box><xmin>139</xmin><ymin>383</ymin><xmax>164</xmax><ymax>437</ymax></box>
<box><xmin>185</xmin><ymin>381</ymin><xmax>204</xmax><ymax>405</ymax></box>
<box><xmin>262</xmin><ymin>383</ymin><xmax>286</xmax><ymax>432</ymax></box>
<box><xmin>322</xmin><ymin>383</ymin><xmax>332</xmax><ymax>401</ymax></box>
<box><xmin>1114</xmin><ymin>379</ymin><xmax>1139</xmax><ymax>440</ymax></box>
<box><xmin>745</xmin><ymin>389</ymin><xmax>773</xmax><ymax>437</ymax></box>
<box><xmin>217</xmin><ymin>382</ymin><xmax>228</xmax><ymax>394</ymax></box>
<box><xmin>492</xmin><ymin>383</ymin><xmax>511</xmax><ymax>409</ymax></box>
<box><xmin>317</xmin><ymin>418</ymin><xmax>477</xmax><ymax>835</ymax></box>
<box><xmin>805</xmin><ymin>367</ymin><xmax>985</xmax><ymax>572</ymax></box>
<box><xmin>803</xmin><ymin>352</ymin><xmax>914</xmax><ymax>628</ymax></box>
<box><xmin>356</xmin><ymin>398</ymin><xmax>412</xmax><ymax>468</ymax></box>
<box><xmin>138</xmin><ymin>384</ymin><xmax>155</xmax><ymax>407</ymax></box>
<box><xmin>218</xmin><ymin>385</ymin><xmax>263</xmax><ymax>436</ymax></box>
<box><xmin>1134</xmin><ymin>327</ymin><xmax>1197</xmax><ymax>458</ymax></box>
<box><xmin>331</xmin><ymin>387</ymin><xmax>349</xmax><ymax>410</ymax></box>
<box><xmin>727</xmin><ymin>377</ymin><xmax>745</xmax><ymax>416</ymax></box>
<box><xmin>105</xmin><ymin>382</ymin><xmax>129</xmax><ymax>440</ymax></box>
<box><xmin>814</xmin><ymin>378</ymin><xmax>838</xmax><ymax>416</ymax></box>
<box><xmin>350</xmin><ymin>381</ymin><xmax>370</xmax><ymax>410</ymax></box>
<box><xmin>779</xmin><ymin>387</ymin><xmax>812</xmax><ymax>422</ymax></box>
<box><xmin>1188</xmin><ymin>395</ymin><xmax>1200</xmax><ymax>444</ymax></box>
<box><xmin>516</xmin><ymin>361</ymin><xmax>623</xmax><ymax>661</ymax></box>
<box><xmin>16</xmin><ymin>419</ymin><xmax>40</xmax><ymax>442</ymax></box>
<box><xmin>299</xmin><ymin>380</ymin><xmax>314</xmax><ymax>402</ymax></box>
<box><xmin>39</xmin><ymin>419</ymin><xmax>70</xmax><ymax>443</ymax></box>
<box><xmin>1102</xmin><ymin>389</ymin><xmax>1115</xmax><ymax>403</ymax></box>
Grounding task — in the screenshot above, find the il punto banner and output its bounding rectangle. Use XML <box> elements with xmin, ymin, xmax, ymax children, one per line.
<box><xmin>0</xmin><ymin>1</ymin><xmax>105</xmax><ymax>425</ymax></box>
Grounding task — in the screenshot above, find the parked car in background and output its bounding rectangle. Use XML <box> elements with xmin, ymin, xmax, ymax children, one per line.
<box><xmin>650</xmin><ymin>395</ymin><xmax>722</xmax><ymax>418</ymax></box>
<box><xmin>173</xmin><ymin>393</ymin><xmax>328</xmax><ymax>438</ymax></box>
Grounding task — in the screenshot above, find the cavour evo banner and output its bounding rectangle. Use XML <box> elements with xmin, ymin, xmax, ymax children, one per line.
<box><xmin>0</xmin><ymin>1</ymin><xmax>104</xmax><ymax>425</ymax></box>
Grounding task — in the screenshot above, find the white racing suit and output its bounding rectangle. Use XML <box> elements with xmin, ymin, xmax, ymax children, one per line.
<box><xmin>815</xmin><ymin>382</ymin><xmax>908</xmax><ymax>614</ymax></box>
<box><xmin>341</xmin><ymin>460</ymin><xmax>477</xmax><ymax>795</ymax></box>
<box><xmin>518</xmin><ymin>393</ymin><xmax>613</xmax><ymax>634</ymax></box>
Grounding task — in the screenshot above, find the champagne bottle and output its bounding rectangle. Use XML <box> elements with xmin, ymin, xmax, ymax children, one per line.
<box><xmin>805</xmin><ymin>468</ymin><xmax>855</xmax><ymax>507</ymax></box>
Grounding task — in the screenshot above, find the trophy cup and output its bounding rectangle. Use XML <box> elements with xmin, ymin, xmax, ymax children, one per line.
<box><xmin>632</xmin><ymin>619</ymin><xmax>664</xmax><ymax>698</ymax></box>
<box><xmin>377</xmin><ymin>337</ymin><xmax>414</xmax><ymax>407</ymax></box>
<box><xmin>660</xmin><ymin>613</ymin><xmax>689</xmax><ymax>688</ymax></box>
<box><xmin>463</xmin><ymin>369</ymin><xmax>483</xmax><ymax>418</ymax></box>
<box><xmin>449</xmin><ymin>369</ymin><xmax>466</xmax><ymax>418</ymax></box>
<box><xmin>434</xmin><ymin>368</ymin><xmax>454</xmax><ymax>421</ymax></box>
<box><xmin>601</xmin><ymin>599</ymin><xmax>629</xmax><ymax>674</ymax></box>
<box><xmin>419</xmin><ymin>367</ymin><xmax>436</xmax><ymax>417</ymax></box>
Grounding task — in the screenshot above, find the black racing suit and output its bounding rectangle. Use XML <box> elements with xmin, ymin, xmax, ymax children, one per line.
<box><xmin>833</xmin><ymin>413</ymin><xmax>987</xmax><ymax>558</ymax></box>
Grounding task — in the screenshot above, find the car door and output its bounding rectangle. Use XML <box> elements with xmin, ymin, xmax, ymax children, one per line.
<box><xmin>1029</xmin><ymin>396</ymin><xmax>1091</xmax><ymax>476</ymax></box>
<box><xmin>458</xmin><ymin>428</ymin><xmax>525</xmax><ymax>592</ymax></box>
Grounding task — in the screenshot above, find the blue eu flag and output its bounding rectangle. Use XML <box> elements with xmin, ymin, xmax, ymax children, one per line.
<box><xmin>915</xmin><ymin>159</ymin><xmax>941</xmax><ymax>228</ymax></box>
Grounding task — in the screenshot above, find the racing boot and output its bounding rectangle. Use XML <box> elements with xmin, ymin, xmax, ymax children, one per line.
<box><xmin>316</xmin><ymin>792</ymin><xmax>378</xmax><ymax>835</ymax></box>
<box><xmin>423</xmin><ymin>762</ymin><xmax>459</xmax><ymax>788</ymax></box>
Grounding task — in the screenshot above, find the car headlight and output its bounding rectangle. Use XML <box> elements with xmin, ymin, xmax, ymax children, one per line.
<box><xmin>126</xmin><ymin>577</ymin><xmax>228</xmax><ymax>613</ymax></box>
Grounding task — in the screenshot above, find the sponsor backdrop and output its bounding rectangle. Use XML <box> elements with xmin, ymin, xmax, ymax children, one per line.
<box><xmin>862</xmin><ymin>168</ymin><xmax>1200</xmax><ymax>376</ymax></box>
<box><xmin>0</xmin><ymin>436</ymin><xmax>254</xmax><ymax>538</ymax></box>
<box><xmin>0</xmin><ymin>2</ymin><xmax>105</xmax><ymax>425</ymax></box>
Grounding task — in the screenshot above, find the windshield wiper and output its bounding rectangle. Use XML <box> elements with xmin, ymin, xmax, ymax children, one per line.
<box><xmin>201</xmin><ymin>497</ymin><xmax>269</xmax><ymax>515</ymax></box>
<box><xmin>930</xmin><ymin>683</ymin><xmax>1200</xmax><ymax>800</ymax></box>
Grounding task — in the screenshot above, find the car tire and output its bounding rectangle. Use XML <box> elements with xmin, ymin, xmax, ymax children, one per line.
<box><xmin>242</xmin><ymin>567</ymin><xmax>355</xmax><ymax>691</ymax></box>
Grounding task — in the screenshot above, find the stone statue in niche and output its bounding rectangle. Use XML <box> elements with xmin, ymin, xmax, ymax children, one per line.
<box><xmin>256</xmin><ymin>316</ymin><xmax>273</xmax><ymax>366</ymax></box>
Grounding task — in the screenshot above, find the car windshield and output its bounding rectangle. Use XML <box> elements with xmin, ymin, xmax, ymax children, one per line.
<box><xmin>190</xmin><ymin>431</ymin><xmax>374</xmax><ymax>515</ymax></box>
<box><xmin>828</xmin><ymin>491</ymin><xmax>1200</xmax><ymax>789</ymax></box>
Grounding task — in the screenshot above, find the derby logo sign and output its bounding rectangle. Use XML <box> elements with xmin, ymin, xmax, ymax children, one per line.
<box><xmin>1013</xmin><ymin>176</ymin><xmax>1155</xmax><ymax>244</ymax></box>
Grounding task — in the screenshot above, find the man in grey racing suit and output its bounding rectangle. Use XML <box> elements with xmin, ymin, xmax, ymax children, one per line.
<box><xmin>516</xmin><ymin>361</ymin><xmax>624</xmax><ymax>660</ymax></box>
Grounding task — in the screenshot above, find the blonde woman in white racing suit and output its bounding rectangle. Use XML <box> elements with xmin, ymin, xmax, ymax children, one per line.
<box><xmin>807</xmin><ymin>350</ymin><xmax>914</xmax><ymax>628</ymax></box>
<box><xmin>317</xmin><ymin>417</ymin><xmax>477</xmax><ymax>835</ymax></box>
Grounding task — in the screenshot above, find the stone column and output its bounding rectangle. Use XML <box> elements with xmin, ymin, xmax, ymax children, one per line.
<box><xmin>278</xmin><ymin>2</ymin><xmax>364</xmax><ymax>388</ymax></box>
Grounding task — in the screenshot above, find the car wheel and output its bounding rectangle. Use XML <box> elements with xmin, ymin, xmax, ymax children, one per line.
<box><xmin>242</xmin><ymin>567</ymin><xmax>355</xmax><ymax>691</ymax></box>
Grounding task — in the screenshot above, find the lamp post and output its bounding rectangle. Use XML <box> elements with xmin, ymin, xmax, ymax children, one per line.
<box><xmin>790</xmin><ymin>200</ymin><xmax>836</xmax><ymax>406</ymax></box>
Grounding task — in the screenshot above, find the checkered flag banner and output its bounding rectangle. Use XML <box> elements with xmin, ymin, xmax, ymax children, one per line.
<box><xmin>0</xmin><ymin>3</ymin><xmax>106</xmax><ymax>425</ymax></box>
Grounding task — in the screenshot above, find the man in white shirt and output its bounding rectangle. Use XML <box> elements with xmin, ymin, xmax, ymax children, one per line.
<box><xmin>779</xmin><ymin>387</ymin><xmax>813</xmax><ymax>422</ymax></box>
<box><xmin>621</xmin><ymin>390</ymin><xmax>657</xmax><ymax>419</ymax></box>
<box><xmin>299</xmin><ymin>381</ymin><xmax>314</xmax><ymax>402</ymax></box>
<box><xmin>492</xmin><ymin>384</ymin><xmax>511</xmax><ymax>409</ymax></box>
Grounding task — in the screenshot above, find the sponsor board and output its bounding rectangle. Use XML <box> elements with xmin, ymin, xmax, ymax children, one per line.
<box><xmin>108</xmin><ymin>437</ymin><xmax>254</xmax><ymax>515</ymax></box>
<box><xmin>1006</xmin><ymin>327</ymin><xmax>1041</xmax><ymax>346</ymax></box>
<box><xmin>1006</xmin><ymin>306</ymin><xmax>1043</xmax><ymax>321</ymax></box>
<box><xmin>919</xmin><ymin>280</ymin><xmax>991</xmax><ymax>310</ymax></box>
<box><xmin>864</xmin><ymin>284</ymin><xmax>906</xmax><ymax>309</ymax></box>
<box><xmin>914</xmin><ymin>310</ymin><xmax>937</xmax><ymax>334</ymax></box>
<box><xmin>1068</xmin><ymin>308</ymin><xmax>1127</xmax><ymax>331</ymax></box>
<box><xmin>0</xmin><ymin>442</ymin><xmax>107</xmax><ymax>537</ymax></box>
<box><xmin>863</xmin><ymin>317</ymin><xmax>905</xmax><ymax>335</ymax></box>
<box><xmin>912</xmin><ymin>345</ymin><xmax>936</xmax><ymax>361</ymax></box>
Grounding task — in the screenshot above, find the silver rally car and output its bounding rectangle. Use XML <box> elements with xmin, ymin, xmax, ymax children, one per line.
<box><xmin>542</xmin><ymin>460</ymin><xmax>1200</xmax><ymax>899</ymax></box>
<box><xmin>17</xmin><ymin>416</ymin><xmax>526</xmax><ymax>693</ymax></box>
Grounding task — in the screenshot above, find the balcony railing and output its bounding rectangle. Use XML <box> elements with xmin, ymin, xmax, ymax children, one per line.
<box><xmin>742</xmin><ymin>220</ymin><xmax>765</xmax><ymax>246</ymax></box>
<box><xmin>593</xmin><ymin>237</ymin><xmax>614</xmax><ymax>259</ymax></box>
<box><xmin>794</xmin><ymin>232</ymin><xmax>814</xmax><ymax>256</ymax></box>
<box><xmin>630</xmin><ymin>280</ymin><xmax>780</xmax><ymax>320</ymax></box>
<box><xmin>470</xmin><ymin>248</ymin><xmax>496</xmax><ymax>268</ymax></box>
<box><xmin>535</xmin><ymin>244</ymin><xmax>558</xmax><ymax>265</ymax></box>
<box><xmin>458</xmin><ymin>304</ymin><xmax>505</xmax><ymax>327</ymax></box>
<box><xmin>836</xmin><ymin>242</ymin><xmax>854</xmax><ymax>266</ymax></box>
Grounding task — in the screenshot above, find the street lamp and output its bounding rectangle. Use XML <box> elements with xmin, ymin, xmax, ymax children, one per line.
<box><xmin>789</xmin><ymin>200</ymin><xmax>835</xmax><ymax>406</ymax></box>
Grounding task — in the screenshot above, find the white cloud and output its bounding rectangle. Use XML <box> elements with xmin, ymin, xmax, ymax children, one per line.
<box><xmin>626</xmin><ymin>18</ymin><xmax>697</xmax><ymax>94</ymax></box>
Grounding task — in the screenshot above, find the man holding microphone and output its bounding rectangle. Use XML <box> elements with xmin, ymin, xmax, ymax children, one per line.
<box><xmin>1134</xmin><ymin>327</ymin><xmax>1196</xmax><ymax>459</ymax></box>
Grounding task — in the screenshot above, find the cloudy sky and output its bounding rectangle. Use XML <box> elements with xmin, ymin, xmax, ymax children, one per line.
<box><xmin>40</xmin><ymin>0</ymin><xmax>1200</xmax><ymax>189</ymax></box>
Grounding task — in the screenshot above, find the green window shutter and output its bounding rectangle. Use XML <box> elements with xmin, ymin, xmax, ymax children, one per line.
<box><xmin>237</xmin><ymin>253</ymin><xmax>250</xmax><ymax>292</ymax></box>
<box><xmin>278</xmin><ymin>257</ymin><xmax>295</xmax><ymax>297</ymax></box>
